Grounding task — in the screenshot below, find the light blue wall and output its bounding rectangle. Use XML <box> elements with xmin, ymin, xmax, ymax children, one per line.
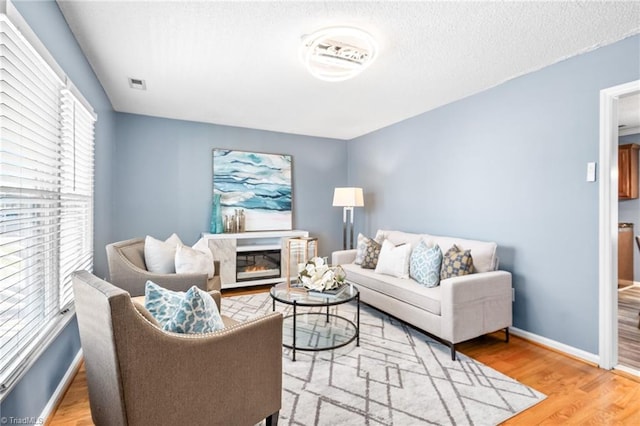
<box><xmin>1</xmin><ymin>0</ymin><xmax>116</xmax><ymax>419</ymax></box>
<box><xmin>347</xmin><ymin>35</ymin><xmax>640</xmax><ymax>355</ymax></box>
<box><xmin>113</xmin><ymin>113</ymin><xmax>348</xmax><ymax>257</ymax></box>
<box><xmin>2</xmin><ymin>0</ymin><xmax>637</xmax><ymax>419</ymax></box>
<box><xmin>619</xmin><ymin>133</ymin><xmax>640</xmax><ymax>282</ymax></box>
<box><xmin>12</xmin><ymin>0</ymin><xmax>116</xmax><ymax>278</ymax></box>
<box><xmin>0</xmin><ymin>318</ymin><xmax>81</xmax><ymax>422</ymax></box>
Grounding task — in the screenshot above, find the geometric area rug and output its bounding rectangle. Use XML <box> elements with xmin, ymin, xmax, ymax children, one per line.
<box><xmin>223</xmin><ymin>292</ymin><xmax>546</xmax><ymax>426</ymax></box>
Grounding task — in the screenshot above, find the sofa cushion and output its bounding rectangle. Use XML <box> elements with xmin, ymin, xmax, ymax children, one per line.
<box><xmin>375</xmin><ymin>230</ymin><xmax>497</xmax><ymax>273</ymax></box>
<box><xmin>410</xmin><ymin>241</ymin><xmax>442</xmax><ymax>287</ymax></box>
<box><xmin>440</xmin><ymin>245</ymin><xmax>474</xmax><ymax>280</ymax></box>
<box><xmin>355</xmin><ymin>233</ymin><xmax>378</xmax><ymax>265</ymax></box>
<box><xmin>428</xmin><ymin>235</ymin><xmax>497</xmax><ymax>273</ymax></box>
<box><xmin>343</xmin><ymin>263</ymin><xmax>441</xmax><ymax>316</ymax></box>
<box><xmin>375</xmin><ymin>230</ymin><xmax>423</xmax><ymax>251</ymax></box>
<box><xmin>375</xmin><ymin>240</ymin><xmax>411</xmax><ymax>278</ymax></box>
<box><xmin>361</xmin><ymin>238</ymin><xmax>382</xmax><ymax>269</ymax></box>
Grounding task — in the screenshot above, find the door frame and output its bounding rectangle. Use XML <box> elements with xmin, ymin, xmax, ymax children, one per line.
<box><xmin>599</xmin><ymin>79</ymin><xmax>640</xmax><ymax>369</ymax></box>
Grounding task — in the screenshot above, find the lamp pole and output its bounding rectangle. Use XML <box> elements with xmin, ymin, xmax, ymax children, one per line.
<box><xmin>333</xmin><ymin>187</ymin><xmax>364</xmax><ymax>251</ymax></box>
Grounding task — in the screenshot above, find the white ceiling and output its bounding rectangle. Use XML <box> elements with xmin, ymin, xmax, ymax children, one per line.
<box><xmin>56</xmin><ymin>1</ymin><xmax>640</xmax><ymax>140</ymax></box>
<box><xmin>619</xmin><ymin>93</ymin><xmax>640</xmax><ymax>136</ymax></box>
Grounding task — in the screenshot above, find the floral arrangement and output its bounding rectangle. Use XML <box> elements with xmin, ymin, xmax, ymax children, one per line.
<box><xmin>298</xmin><ymin>257</ymin><xmax>346</xmax><ymax>291</ymax></box>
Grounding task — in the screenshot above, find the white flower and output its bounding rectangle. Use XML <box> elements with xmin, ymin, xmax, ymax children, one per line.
<box><xmin>297</xmin><ymin>257</ymin><xmax>345</xmax><ymax>291</ymax></box>
<box><xmin>320</xmin><ymin>270</ymin><xmax>335</xmax><ymax>290</ymax></box>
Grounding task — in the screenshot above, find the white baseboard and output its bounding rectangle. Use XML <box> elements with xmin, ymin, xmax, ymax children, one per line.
<box><xmin>40</xmin><ymin>349</ymin><xmax>83</xmax><ymax>423</ymax></box>
<box><xmin>618</xmin><ymin>282</ymin><xmax>640</xmax><ymax>291</ymax></box>
<box><xmin>614</xmin><ymin>363</ymin><xmax>640</xmax><ymax>376</ymax></box>
<box><xmin>509</xmin><ymin>327</ymin><xmax>600</xmax><ymax>365</ymax></box>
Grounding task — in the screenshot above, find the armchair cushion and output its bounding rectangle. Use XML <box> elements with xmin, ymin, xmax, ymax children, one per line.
<box><xmin>144</xmin><ymin>234</ymin><xmax>183</xmax><ymax>273</ymax></box>
<box><xmin>175</xmin><ymin>238</ymin><xmax>215</xmax><ymax>278</ymax></box>
<box><xmin>132</xmin><ymin>301</ymin><xmax>161</xmax><ymax>327</ymax></box>
<box><xmin>165</xmin><ymin>286</ymin><xmax>224</xmax><ymax>333</ymax></box>
<box><xmin>145</xmin><ymin>281</ymin><xmax>224</xmax><ymax>333</ymax></box>
<box><xmin>144</xmin><ymin>280</ymin><xmax>184</xmax><ymax>326</ymax></box>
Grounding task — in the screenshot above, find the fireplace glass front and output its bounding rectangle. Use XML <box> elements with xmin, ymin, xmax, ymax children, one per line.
<box><xmin>236</xmin><ymin>249</ymin><xmax>281</xmax><ymax>282</ymax></box>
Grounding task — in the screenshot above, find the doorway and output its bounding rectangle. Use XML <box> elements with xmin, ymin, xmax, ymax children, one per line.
<box><xmin>599</xmin><ymin>79</ymin><xmax>640</xmax><ymax>372</ymax></box>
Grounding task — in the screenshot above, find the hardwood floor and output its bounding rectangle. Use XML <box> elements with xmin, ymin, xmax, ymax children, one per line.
<box><xmin>47</xmin><ymin>288</ymin><xmax>640</xmax><ymax>425</ymax></box>
<box><xmin>459</xmin><ymin>335</ymin><xmax>640</xmax><ymax>425</ymax></box>
<box><xmin>619</xmin><ymin>285</ymin><xmax>640</xmax><ymax>370</ymax></box>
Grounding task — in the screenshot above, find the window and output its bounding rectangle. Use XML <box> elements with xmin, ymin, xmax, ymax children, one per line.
<box><xmin>0</xmin><ymin>14</ymin><xmax>95</xmax><ymax>392</ymax></box>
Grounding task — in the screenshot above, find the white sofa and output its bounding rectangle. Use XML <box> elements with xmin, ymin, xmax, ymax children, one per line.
<box><xmin>332</xmin><ymin>230</ymin><xmax>512</xmax><ymax>360</ymax></box>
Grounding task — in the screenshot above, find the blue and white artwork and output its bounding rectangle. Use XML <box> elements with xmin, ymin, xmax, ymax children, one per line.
<box><xmin>213</xmin><ymin>149</ymin><xmax>292</xmax><ymax>231</ymax></box>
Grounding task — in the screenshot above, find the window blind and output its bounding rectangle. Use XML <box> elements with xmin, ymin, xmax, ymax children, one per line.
<box><xmin>59</xmin><ymin>89</ymin><xmax>94</xmax><ymax>309</ymax></box>
<box><xmin>0</xmin><ymin>15</ymin><xmax>95</xmax><ymax>392</ymax></box>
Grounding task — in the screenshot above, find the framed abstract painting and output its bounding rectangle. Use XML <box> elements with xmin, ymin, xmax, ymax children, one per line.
<box><xmin>212</xmin><ymin>149</ymin><xmax>293</xmax><ymax>231</ymax></box>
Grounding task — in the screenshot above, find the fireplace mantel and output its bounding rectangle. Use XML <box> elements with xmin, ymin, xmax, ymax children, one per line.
<box><xmin>202</xmin><ymin>230</ymin><xmax>309</xmax><ymax>289</ymax></box>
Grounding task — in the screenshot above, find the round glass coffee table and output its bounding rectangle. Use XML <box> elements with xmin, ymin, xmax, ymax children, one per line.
<box><xmin>270</xmin><ymin>284</ymin><xmax>360</xmax><ymax>361</ymax></box>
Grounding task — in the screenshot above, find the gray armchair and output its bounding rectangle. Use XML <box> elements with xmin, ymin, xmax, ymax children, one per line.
<box><xmin>106</xmin><ymin>237</ymin><xmax>221</xmax><ymax>296</ymax></box>
<box><xmin>72</xmin><ymin>270</ymin><xmax>282</xmax><ymax>426</ymax></box>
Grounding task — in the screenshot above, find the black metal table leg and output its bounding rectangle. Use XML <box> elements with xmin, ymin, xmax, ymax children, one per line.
<box><xmin>356</xmin><ymin>292</ymin><xmax>360</xmax><ymax>346</ymax></box>
<box><xmin>272</xmin><ymin>298</ymin><xmax>275</xmax><ymax>312</ymax></box>
<box><xmin>326</xmin><ymin>304</ymin><xmax>330</xmax><ymax>323</ymax></box>
<box><xmin>292</xmin><ymin>300</ymin><xmax>297</xmax><ymax>362</ymax></box>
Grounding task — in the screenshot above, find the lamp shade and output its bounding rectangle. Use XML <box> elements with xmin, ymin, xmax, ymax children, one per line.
<box><xmin>333</xmin><ymin>187</ymin><xmax>364</xmax><ymax>207</ymax></box>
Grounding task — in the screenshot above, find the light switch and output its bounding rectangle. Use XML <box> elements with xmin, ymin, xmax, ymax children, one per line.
<box><xmin>586</xmin><ymin>162</ymin><xmax>597</xmax><ymax>182</ymax></box>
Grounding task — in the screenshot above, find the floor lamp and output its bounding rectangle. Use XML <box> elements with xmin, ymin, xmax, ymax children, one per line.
<box><xmin>333</xmin><ymin>187</ymin><xmax>364</xmax><ymax>250</ymax></box>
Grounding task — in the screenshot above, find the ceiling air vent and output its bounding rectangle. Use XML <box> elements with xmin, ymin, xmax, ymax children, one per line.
<box><xmin>128</xmin><ymin>77</ymin><xmax>146</xmax><ymax>90</ymax></box>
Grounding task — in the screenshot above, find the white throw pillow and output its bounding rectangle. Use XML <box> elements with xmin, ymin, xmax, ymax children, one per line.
<box><xmin>144</xmin><ymin>233</ymin><xmax>183</xmax><ymax>274</ymax></box>
<box><xmin>375</xmin><ymin>240</ymin><xmax>411</xmax><ymax>279</ymax></box>
<box><xmin>175</xmin><ymin>238</ymin><xmax>215</xmax><ymax>278</ymax></box>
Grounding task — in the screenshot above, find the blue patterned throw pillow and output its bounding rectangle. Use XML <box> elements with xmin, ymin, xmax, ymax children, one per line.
<box><xmin>164</xmin><ymin>286</ymin><xmax>224</xmax><ymax>333</ymax></box>
<box><xmin>144</xmin><ymin>281</ymin><xmax>224</xmax><ymax>334</ymax></box>
<box><xmin>410</xmin><ymin>241</ymin><xmax>443</xmax><ymax>287</ymax></box>
<box><xmin>145</xmin><ymin>281</ymin><xmax>183</xmax><ymax>327</ymax></box>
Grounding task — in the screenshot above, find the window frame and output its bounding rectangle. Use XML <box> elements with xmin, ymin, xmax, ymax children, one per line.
<box><xmin>0</xmin><ymin>4</ymin><xmax>96</xmax><ymax>398</ymax></box>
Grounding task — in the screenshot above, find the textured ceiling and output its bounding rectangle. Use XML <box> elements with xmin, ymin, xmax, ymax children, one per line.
<box><xmin>619</xmin><ymin>93</ymin><xmax>640</xmax><ymax>136</ymax></box>
<box><xmin>56</xmin><ymin>1</ymin><xmax>640</xmax><ymax>140</ymax></box>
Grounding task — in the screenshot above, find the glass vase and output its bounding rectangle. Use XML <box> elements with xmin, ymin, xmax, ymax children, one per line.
<box><xmin>210</xmin><ymin>194</ymin><xmax>223</xmax><ymax>234</ymax></box>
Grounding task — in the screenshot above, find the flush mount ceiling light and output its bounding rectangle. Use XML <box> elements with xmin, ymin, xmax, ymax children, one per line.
<box><xmin>300</xmin><ymin>27</ymin><xmax>377</xmax><ymax>82</ymax></box>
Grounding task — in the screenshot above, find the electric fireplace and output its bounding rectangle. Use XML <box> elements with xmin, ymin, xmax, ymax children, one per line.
<box><xmin>236</xmin><ymin>249</ymin><xmax>281</xmax><ymax>282</ymax></box>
